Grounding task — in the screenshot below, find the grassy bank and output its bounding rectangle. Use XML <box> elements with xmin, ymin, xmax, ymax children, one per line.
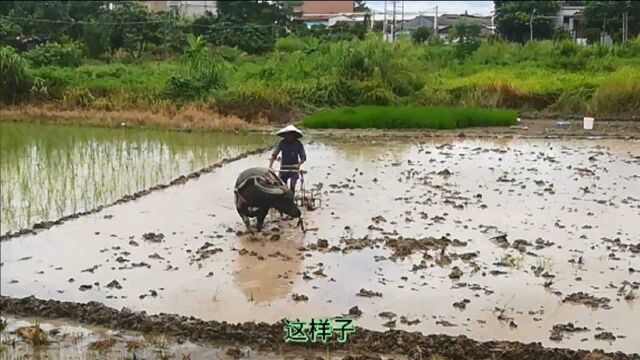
<box><xmin>3</xmin><ymin>35</ymin><xmax>640</xmax><ymax>125</ymax></box>
<box><xmin>301</xmin><ymin>106</ymin><xmax>518</xmax><ymax>129</ymax></box>
<box><xmin>0</xmin><ymin>104</ymin><xmax>250</xmax><ymax>131</ymax></box>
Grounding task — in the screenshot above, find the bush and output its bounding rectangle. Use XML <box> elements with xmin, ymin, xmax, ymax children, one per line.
<box><xmin>0</xmin><ymin>18</ymin><xmax>22</xmax><ymax>46</ymax></box>
<box><xmin>411</xmin><ymin>27</ymin><xmax>432</xmax><ymax>44</ymax></box>
<box><xmin>275</xmin><ymin>37</ymin><xmax>306</xmax><ymax>53</ymax></box>
<box><xmin>26</xmin><ymin>41</ymin><xmax>84</xmax><ymax>67</ymax></box>
<box><xmin>552</xmin><ymin>40</ymin><xmax>586</xmax><ymax>71</ymax></box>
<box><xmin>0</xmin><ymin>46</ymin><xmax>33</xmax><ymax>103</ymax></box>
<box><xmin>590</xmin><ymin>78</ymin><xmax>640</xmax><ymax>116</ymax></box>
<box><xmin>584</xmin><ymin>28</ymin><xmax>600</xmax><ymax>44</ymax></box>
<box><xmin>452</xmin><ymin>21</ymin><xmax>482</xmax><ymax>61</ymax></box>
<box><xmin>553</xmin><ymin>28</ymin><xmax>572</xmax><ymax>42</ymax></box>
<box><xmin>206</xmin><ymin>22</ymin><xmax>274</xmax><ymax>54</ymax></box>
<box><xmin>300</xmin><ymin>106</ymin><xmax>518</xmax><ymax>129</ymax></box>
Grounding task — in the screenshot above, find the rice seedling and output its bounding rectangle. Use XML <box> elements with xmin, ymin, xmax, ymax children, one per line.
<box><xmin>499</xmin><ymin>253</ymin><xmax>525</xmax><ymax>268</ymax></box>
<box><xmin>300</xmin><ymin>105</ymin><xmax>517</xmax><ymax>129</ymax></box>
<box><xmin>0</xmin><ymin>122</ymin><xmax>273</xmax><ymax>232</ymax></box>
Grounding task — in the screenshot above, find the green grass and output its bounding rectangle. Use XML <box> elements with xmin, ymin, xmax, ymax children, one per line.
<box><xmin>6</xmin><ymin>35</ymin><xmax>640</xmax><ymax>118</ymax></box>
<box><xmin>300</xmin><ymin>106</ymin><xmax>518</xmax><ymax>129</ymax></box>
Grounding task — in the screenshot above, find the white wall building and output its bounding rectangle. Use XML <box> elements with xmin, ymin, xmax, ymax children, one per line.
<box><xmin>145</xmin><ymin>1</ymin><xmax>217</xmax><ymax>17</ymax></box>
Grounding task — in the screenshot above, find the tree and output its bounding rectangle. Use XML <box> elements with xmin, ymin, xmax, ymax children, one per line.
<box><xmin>411</xmin><ymin>26</ymin><xmax>432</xmax><ymax>44</ymax></box>
<box><xmin>354</xmin><ymin>0</ymin><xmax>370</xmax><ymax>12</ymax></box>
<box><xmin>211</xmin><ymin>1</ymin><xmax>299</xmax><ymax>53</ymax></box>
<box><xmin>494</xmin><ymin>1</ymin><xmax>561</xmax><ymax>43</ymax></box>
<box><xmin>108</xmin><ymin>2</ymin><xmax>161</xmax><ymax>58</ymax></box>
<box><xmin>1</xmin><ymin>1</ymin><xmax>107</xmax><ymax>41</ymax></box>
<box><xmin>192</xmin><ymin>12</ymin><xmax>217</xmax><ymax>37</ymax></box>
<box><xmin>217</xmin><ymin>1</ymin><xmax>295</xmax><ymax>27</ymax></box>
<box><xmin>584</xmin><ymin>28</ymin><xmax>601</xmax><ymax>44</ymax></box>
<box><xmin>553</xmin><ymin>27</ymin><xmax>572</xmax><ymax>42</ymax></box>
<box><xmin>0</xmin><ymin>18</ymin><xmax>22</xmax><ymax>46</ymax></box>
<box><xmin>452</xmin><ymin>20</ymin><xmax>482</xmax><ymax>60</ymax></box>
<box><xmin>584</xmin><ymin>1</ymin><xmax>640</xmax><ymax>43</ymax></box>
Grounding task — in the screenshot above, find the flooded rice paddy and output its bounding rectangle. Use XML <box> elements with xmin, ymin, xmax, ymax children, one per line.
<box><xmin>1</xmin><ymin>127</ymin><xmax>639</xmax><ymax>356</ymax></box>
<box><xmin>0</xmin><ymin>316</ymin><xmax>365</xmax><ymax>360</ymax></box>
<box><xmin>0</xmin><ymin>122</ymin><xmax>271</xmax><ymax>233</ymax></box>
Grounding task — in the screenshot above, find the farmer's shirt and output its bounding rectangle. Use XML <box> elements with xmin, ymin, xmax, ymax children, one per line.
<box><xmin>272</xmin><ymin>139</ymin><xmax>306</xmax><ymax>168</ymax></box>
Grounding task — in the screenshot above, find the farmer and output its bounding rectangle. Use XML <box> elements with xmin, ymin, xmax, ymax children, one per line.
<box><xmin>269</xmin><ymin>125</ymin><xmax>306</xmax><ymax>196</ymax></box>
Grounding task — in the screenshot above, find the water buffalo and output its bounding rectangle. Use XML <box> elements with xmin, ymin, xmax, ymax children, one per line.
<box><xmin>234</xmin><ymin>167</ymin><xmax>301</xmax><ymax>232</ymax></box>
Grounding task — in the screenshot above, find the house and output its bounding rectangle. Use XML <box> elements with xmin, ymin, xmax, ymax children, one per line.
<box><xmin>144</xmin><ymin>1</ymin><xmax>217</xmax><ymax>17</ymax></box>
<box><xmin>401</xmin><ymin>13</ymin><xmax>494</xmax><ymax>41</ymax></box>
<box><xmin>293</xmin><ymin>1</ymin><xmax>354</xmax><ymax>28</ymax></box>
<box><xmin>552</xmin><ymin>6</ymin><xmax>587</xmax><ymax>44</ymax></box>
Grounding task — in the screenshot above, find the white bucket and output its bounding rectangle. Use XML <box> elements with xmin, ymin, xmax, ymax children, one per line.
<box><xmin>583</xmin><ymin>117</ymin><xmax>594</xmax><ymax>130</ymax></box>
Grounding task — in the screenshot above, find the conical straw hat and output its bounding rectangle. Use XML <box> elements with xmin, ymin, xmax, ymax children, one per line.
<box><xmin>276</xmin><ymin>124</ymin><xmax>303</xmax><ymax>138</ymax></box>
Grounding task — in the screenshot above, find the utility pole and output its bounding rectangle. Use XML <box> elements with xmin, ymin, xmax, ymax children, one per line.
<box><xmin>491</xmin><ymin>10</ymin><xmax>495</xmax><ymax>35</ymax></box>
<box><xmin>401</xmin><ymin>0</ymin><xmax>404</xmax><ymax>34</ymax></box>
<box><xmin>623</xmin><ymin>11</ymin><xmax>628</xmax><ymax>43</ymax></box>
<box><xmin>392</xmin><ymin>0</ymin><xmax>396</xmax><ymax>42</ymax></box>
<box><xmin>434</xmin><ymin>5</ymin><xmax>438</xmax><ymax>32</ymax></box>
<box><xmin>529</xmin><ymin>8</ymin><xmax>536</xmax><ymax>43</ymax></box>
<box><xmin>383</xmin><ymin>0</ymin><xmax>387</xmax><ymax>41</ymax></box>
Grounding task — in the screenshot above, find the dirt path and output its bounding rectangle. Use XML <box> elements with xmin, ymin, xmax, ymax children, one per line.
<box><xmin>286</xmin><ymin>119</ymin><xmax>640</xmax><ymax>139</ymax></box>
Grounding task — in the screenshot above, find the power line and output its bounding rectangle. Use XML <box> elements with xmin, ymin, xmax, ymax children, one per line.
<box><xmin>1</xmin><ymin>15</ymin><xmax>278</xmax><ymax>29</ymax></box>
<box><xmin>2</xmin><ymin>15</ymin><xmax>166</xmax><ymax>25</ymax></box>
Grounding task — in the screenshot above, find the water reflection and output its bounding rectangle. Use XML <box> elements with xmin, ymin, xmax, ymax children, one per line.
<box><xmin>233</xmin><ymin>221</ymin><xmax>304</xmax><ymax>303</ymax></box>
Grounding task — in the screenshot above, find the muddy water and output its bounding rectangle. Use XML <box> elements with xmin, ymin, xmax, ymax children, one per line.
<box><xmin>1</xmin><ymin>137</ymin><xmax>639</xmax><ymax>353</ymax></box>
<box><xmin>0</xmin><ymin>317</ymin><xmax>370</xmax><ymax>359</ymax></box>
<box><xmin>0</xmin><ymin>122</ymin><xmax>272</xmax><ymax>233</ymax></box>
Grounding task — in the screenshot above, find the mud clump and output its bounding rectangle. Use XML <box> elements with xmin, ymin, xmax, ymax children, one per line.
<box><xmin>226</xmin><ymin>347</ymin><xmax>243</xmax><ymax>359</ymax></box>
<box><xmin>449</xmin><ymin>266</ymin><xmax>464</xmax><ymax>279</ymax></box>
<box><xmin>142</xmin><ymin>232</ymin><xmax>164</xmax><ymax>243</ymax></box>
<box><xmin>347</xmin><ymin>306</ymin><xmax>363</xmax><ymax>317</ymax></box>
<box><xmin>106</xmin><ymin>280</ymin><xmax>122</xmax><ymax>290</ymax></box>
<box><xmin>595</xmin><ymin>332</ymin><xmax>617</xmax><ymax>341</ymax></box>
<box><xmin>88</xmin><ymin>337</ymin><xmax>117</xmax><ymax>351</ymax></box>
<box><xmin>399</xmin><ymin>316</ymin><xmax>420</xmax><ymax>326</ymax></box>
<box><xmin>453</xmin><ymin>299</ymin><xmax>470</xmax><ymax>309</ymax></box>
<box><xmin>291</xmin><ymin>293</ymin><xmax>309</xmax><ymax>302</ymax></box>
<box><xmin>385</xmin><ymin>236</ymin><xmax>453</xmax><ymax>259</ymax></box>
<box><xmin>549</xmin><ymin>323</ymin><xmax>589</xmax><ymax>341</ymax></box>
<box><xmin>356</xmin><ymin>288</ymin><xmax>382</xmax><ymax>298</ymax></box>
<box><xmin>1</xmin><ymin>296</ymin><xmax>638</xmax><ymax>360</ymax></box>
<box><xmin>563</xmin><ymin>292</ymin><xmax>612</xmax><ymax>309</ymax></box>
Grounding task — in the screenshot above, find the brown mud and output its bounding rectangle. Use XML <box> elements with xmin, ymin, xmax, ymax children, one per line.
<box><xmin>1</xmin><ymin>296</ymin><xmax>638</xmax><ymax>360</ymax></box>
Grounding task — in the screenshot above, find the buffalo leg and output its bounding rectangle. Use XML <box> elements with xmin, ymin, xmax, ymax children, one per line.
<box><xmin>237</xmin><ymin>208</ymin><xmax>253</xmax><ymax>233</ymax></box>
<box><xmin>256</xmin><ymin>208</ymin><xmax>269</xmax><ymax>232</ymax></box>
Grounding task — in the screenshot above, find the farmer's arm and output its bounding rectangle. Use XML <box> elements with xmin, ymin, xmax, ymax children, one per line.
<box><xmin>298</xmin><ymin>142</ymin><xmax>306</xmax><ymax>167</ymax></box>
<box><xmin>269</xmin><ymin>142</ymin><xmax>281</xmax><ymax>169</ymax></box>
